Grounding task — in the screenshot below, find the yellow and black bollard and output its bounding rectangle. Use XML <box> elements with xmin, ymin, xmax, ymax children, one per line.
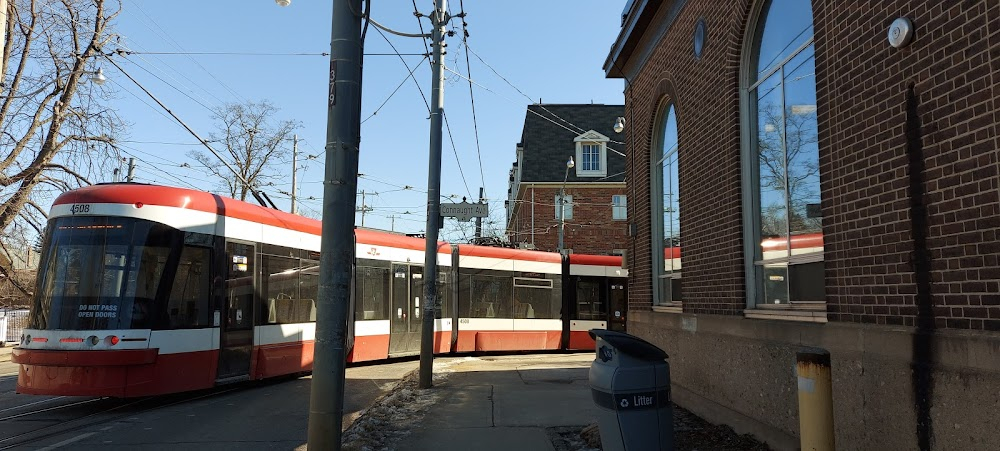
<box><xmin>796</xmin><ymin>347</ymin><xmax>835</xmax><ymax>451</ymax></box>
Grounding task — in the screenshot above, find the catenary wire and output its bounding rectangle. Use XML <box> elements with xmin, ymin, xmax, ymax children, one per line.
<box><xmin>458</xmin><ymin>0</ymin><xmax>486</xmax><ymax>200</ymax></box>
<box><xmin>126</xmin><ymin>3</ymin><xmax>248</xmax><ymax>104</ymax></box>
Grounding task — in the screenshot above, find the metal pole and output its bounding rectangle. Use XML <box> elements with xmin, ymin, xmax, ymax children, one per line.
<box><xmin>307</xmin><ymin>0</ymin><xmax>362</xmax><ymax>448</ymax></box>
<box><xmin>358</xmin><ymin>190</ymin><xmax>370</xmax><ymax>226</ymax></box>
<box><xmin>796</xmin><ymin>347</ymin><xmax>835</xmax><ymax>451</ymax></box>
<box><xmin>557</xmin><ymin>157</ymin><xmax>573</xmax><ymax>254</ymax></box>
<box><xmin>557</xmin><ymin>185</ymin><xmax>564</xmax><ymax>253</ymax></box>
<box><xmin>291</xmin><ymin>134</ymin><xmax>298</xmax><ymax>214</ymax></box>
<box><xmin>531</xmin><ymin>187</ymin><xmax>535</xmax><ymax>246</ymax></box>
<box><xmin>419</xmin><ymin>0</ymin><xmax>447</xmax><ymax>390</ymax></box>
<box><xmin>475</xmin><ymin>187</ymin><xmax>484</xmax><ymax>239</ymax></box>
<box><xmin>127</xmin><ymin>158</ymin><xmax>135</xmax><ymax>182</ymax></box>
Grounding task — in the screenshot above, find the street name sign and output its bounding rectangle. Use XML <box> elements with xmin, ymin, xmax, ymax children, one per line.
<box><xmin>440</xmin><ymin>201</ymin><xmax>488</xmax><ymax>222</ymax></box>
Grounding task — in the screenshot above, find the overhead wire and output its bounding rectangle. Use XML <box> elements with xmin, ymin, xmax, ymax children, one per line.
<box><xmin>411</xmin><ymin>0</ymin><xmax>431</xmax><ymax>56</ymax></box>
<box><xmin>117</xmin><ymin>51</ymin><xmax>333</xmax><ymax>56</ymax></box>
<box><xmin>369</xmin><ymin>6</ymin><xmax>475</xmax><ymax>211</ymax></box>
<box><xmin>464</xmin><ymin>45</ymin><xmax>585</xmax><ymax>134</ymax></box>
<box><xmin>458</xmin><ymin>0</ymin><xmax>487</xmax><ymax>200</ymax></box>
<box><xmin>442</xmin><ymin>66</ymin><xmax>625</xmax><ymax>157</ymax></box>
<box><xmin>442</xmin><ymin>111</ymin><xmax>473</xmax><ymax>199</ymax></box>
<box><xmin>126</xmin><ymin>2</ymin><xmax>249</xmax><ymax>104</ymax></box>
<box><xmin>114</xmin><ymin>55</ymin><xmax>218</xmax><ymax>115</ymax></box>
<box><xmin>372</xmin><ymin>24</ymin><xmax>430</xmax><ymax>114</ymax></box>
<box><xmin>361</xmin><ymin>55</ymin><xmax>429</xmax><ymax>124</ymax></box>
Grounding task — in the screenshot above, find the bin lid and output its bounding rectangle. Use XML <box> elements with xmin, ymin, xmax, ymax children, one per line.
<box><xmin>589</xmin><ymin>329</ymin><xmax>667</xmax><ymax>361</ymax></box>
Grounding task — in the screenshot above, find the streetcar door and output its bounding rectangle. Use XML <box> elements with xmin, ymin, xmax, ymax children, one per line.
<box><xmin>388</xmin><ymin>263</ymin><xmax>423</xmax><ymax>356</ymax></box>
<box><xmin>217</xmin><ymin>241</ymin><xmax>256</xmax><ymax>382</ymax></box>
<box><xmin>608</xmin><ymin>279</ymin><xmax>627</xmax><ymax>332</ymax></box>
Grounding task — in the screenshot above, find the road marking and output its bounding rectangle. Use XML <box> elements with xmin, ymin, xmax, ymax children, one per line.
<box><xmin>35</xmin><ymin>432</ymin><xmax>96</xmax><ymax>451</ymax></box>
<box><xmin>0</xmin><ymin>396</ymin><xmax>66</xmax><ymax>413</ymax></box>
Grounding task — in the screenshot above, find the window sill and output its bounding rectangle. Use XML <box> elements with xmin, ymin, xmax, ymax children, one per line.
<box><xmin>744</xmin><ymin>308</ymin><xmax>827</xmax><ymax>323</ymax></box>
<box><xmin>755</xmin><ymin>302</ymin><xmax>826</xmax><ymax>311</ymax></box>
<box><xmin>651</xmin><ymin>304</ymin><xmax>682</xmax><ymax>314</ymax></box>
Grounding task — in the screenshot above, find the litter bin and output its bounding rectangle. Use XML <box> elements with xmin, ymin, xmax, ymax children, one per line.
<box><xmin>589</xmin><ymin>329</ymin><xmax>673</xmax><ymax>451</ymax></box>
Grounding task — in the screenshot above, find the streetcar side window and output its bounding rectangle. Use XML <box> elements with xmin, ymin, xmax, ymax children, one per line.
<box><xmin>436</xmin><ymin>267</ymin><xmax>451</xmax><ymax>319</ymax></box>
<box><xmin>459</xmin><ymin>270</ymin><xmax>512</xmax><ymax>318</ymax></box>
<box><xmin>297</xmin><ymin>258</ymin><xmax>320</xmax><ymax>322</ymax></box>
<box><xmin>165</xmin><ymin>246</ymin><xmax>211</xmax><ymax>328</ymax></box>
<box><xmin>356</xmin><ymin>262</ymin><xmax>390</xmax><ymax>321</ymax></box>
<box><xmin>512</xmin><ymin>277</ymin><xmax>556</xmax><ymax>319</ymax></box>
<box><xmin>574</xmin><ymin>278</ymin><xmax>607</xmax><ymax>321</ymax></box>
<box><xmin>262</xmin><ymin>253</ymin><xmax>316</xmax><ymax>324</ymax></box>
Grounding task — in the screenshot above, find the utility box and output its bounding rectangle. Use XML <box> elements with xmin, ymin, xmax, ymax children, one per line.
<box><xmin>589</xmin><ymin>329</ymin><xmax>673</xmax><ymax>451</ymax></box>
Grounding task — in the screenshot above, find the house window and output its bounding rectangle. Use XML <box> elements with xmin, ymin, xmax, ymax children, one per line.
<box><xmin>574</xmin><ymin>131</ymin><xmax>609</xmax><ymax>178</ymax></box>
<box><xmin>742</xmin><ymin>0</ymin><xmax>823</xmax><ymax>307</ymax></box>
<box><xmin>652</xmin><ymin>102</ymin><xmax>680</xmax><ymax>306</ymax></box>
<box><xmin>555</xmin><ymin>194</ymin><xmax>573</xmax><ymax>220</ymax></box>
<box><xmin>581</xmin><ymin>144</ymin><xmax>601</xmax><ymax>171</ymax></box>
<box><xmin>612</xmin><ymin>195</ymin><xmax>627</xmax><ymax>220</ymax></box>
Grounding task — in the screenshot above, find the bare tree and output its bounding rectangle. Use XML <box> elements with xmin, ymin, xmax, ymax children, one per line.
<box><xmin>757</xmin><ymin>102</ymin><xmax>821</xmax><ymax>238</ymax></box>
<box><xmin>188</xmin><ymin>100</ymin><xmax>298</xmax><ymax>201</ymax></box>
<box><xmin>0</xmin><ymin>0</ymin><xmax>125</xmax><ymax>299</ymax></box>
<box><xmin>443</xmin><ymin>201</ymin><xmax>510</xmax><ymax>246</ymax></box>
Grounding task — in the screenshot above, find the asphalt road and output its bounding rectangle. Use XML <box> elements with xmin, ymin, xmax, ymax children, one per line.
<box><xmin>0</xmin><ymin>356</ymin><xmax>417</xmax><ymax>450</ymax></box>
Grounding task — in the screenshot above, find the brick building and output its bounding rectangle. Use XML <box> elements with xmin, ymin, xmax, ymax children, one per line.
<box><xmin>606</xmin><ymin>0</ymin><xmax>999</xmax><ymax>449</ymax></box>
<box><xmin>505</xmin><ymin>104</ymin><xmax>629</xmax><ymax>255</ymax></box>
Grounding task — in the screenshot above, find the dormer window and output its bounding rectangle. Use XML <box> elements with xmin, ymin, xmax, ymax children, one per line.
<box><xmin>574</xmin><ymin>130</ymin><xmax>609</xmax><ymax>177</ymax></box>
<box><xmin>581</xmin><ymin>143</ymin><xmax>601</xmax><ymax>170</ymax></box>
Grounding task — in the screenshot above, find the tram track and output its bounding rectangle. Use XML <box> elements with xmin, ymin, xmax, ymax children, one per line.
<box><xmin>0</xmin><ymin>387</ymin><xmax>241</xmax><ymax>450</ymax></box>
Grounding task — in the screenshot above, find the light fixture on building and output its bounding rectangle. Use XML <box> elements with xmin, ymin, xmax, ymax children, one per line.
<box><xmin>888</xmin><ymin>17</ymin><xmax>914</xmax><ymax>48</ymax></box>
<box><xmin>614</xmin><ymin>116</ymin><xmax>625</xmax><ymax>133</ymax></box>
<box><xmin>275</xmin><ymin>0</ymin><xmax>291</xmax><ymax>6</ymax></box>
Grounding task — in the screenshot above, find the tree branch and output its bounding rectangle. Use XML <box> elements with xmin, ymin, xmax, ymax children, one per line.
<box><xmin>42</xmin><ymin>163</ymin><xmax>91</xmax><ymax>185</ymax></box>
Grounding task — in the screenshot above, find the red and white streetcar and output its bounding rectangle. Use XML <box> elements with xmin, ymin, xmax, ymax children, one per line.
<box><xmin>13</xmin><ymin>183</ymin><xmax>629</xmax><ymax>397</ymax></box>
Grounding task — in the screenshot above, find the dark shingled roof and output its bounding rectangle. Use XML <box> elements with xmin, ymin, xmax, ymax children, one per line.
<box><xmin>516</xmin><ymin>104</ymin><xmax>626</xmax><ymax>183</ymax></box>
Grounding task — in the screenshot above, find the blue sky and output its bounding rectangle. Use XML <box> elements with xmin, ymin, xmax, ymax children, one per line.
<box><xmin>107</xmin><ymin>1</ymin><xmax>626</xmax><ymax>240</ymax></box>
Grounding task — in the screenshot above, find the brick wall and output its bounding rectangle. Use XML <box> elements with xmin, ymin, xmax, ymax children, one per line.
<box><xmin>624</xmin><ymin>1</ymin><xmax>751</xmax><ymax>314</ymax></box>
<box><xmin>622</xmin><ymin>0</ymin><xmax>1000</xmax><ymax>329</ymax></box>
<box><xmin>508</xmin><ymin>186</ymin><xmax>628</xmax><ymax>255</ymax></box>
<box><xmin>815</xmin><ymin>0</ymin><xmax>1000</xmax><ymax>330</ymax></box>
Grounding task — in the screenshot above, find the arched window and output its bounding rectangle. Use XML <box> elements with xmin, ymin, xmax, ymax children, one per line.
<box><xmin>742</xmin><ymin>0</ymin><xmax>823</xmax><ymax>306</ymax></box>
<box><xmin>652</xmin><ymin>102</ymin><xmax>680</xmax><ymax>306</ymax></box>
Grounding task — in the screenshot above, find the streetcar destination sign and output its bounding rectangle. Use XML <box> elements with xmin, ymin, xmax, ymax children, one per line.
<box><xmin>440</xmin><ymin>201</ymin><xmax>488</xmax><ymax>222</ymax></box>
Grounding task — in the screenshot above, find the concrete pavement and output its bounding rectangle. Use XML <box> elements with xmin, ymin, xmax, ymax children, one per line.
<box><xmin>342</xmin><ymin>353</ymin><xmax>600</xmax><ymax>450</ymax></box>
<box><xmin>343</xmin><ymin>352</ymin><xmax>771</xmax><ymax>451</ymax></box>
<box><xmin>4</xmin><ymin>347</ymin><xmax>770</xmax><ymax>450</ymax></box>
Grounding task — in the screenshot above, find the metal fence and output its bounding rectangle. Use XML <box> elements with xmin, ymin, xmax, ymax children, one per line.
<box><xmin>1</xmin><ymin>309</ymin><xmax>30</xmax><ymax>345</ymax></box>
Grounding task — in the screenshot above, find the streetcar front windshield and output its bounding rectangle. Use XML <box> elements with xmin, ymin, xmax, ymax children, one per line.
<box><xmin>29</xmin><ymin>216</ymin><xmax>181</xmax><ymax>330</ymax></box>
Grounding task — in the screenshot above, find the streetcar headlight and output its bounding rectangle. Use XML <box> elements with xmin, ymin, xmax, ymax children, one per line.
<box><xmin>21</xmin><ymin>334</ymin><xmax>28</xmax><ymax>345</ymax></box>
<box><xmin>88</xmin><ymin>335</ymin><xmax>99</xmax><ymax>346</ymax></box>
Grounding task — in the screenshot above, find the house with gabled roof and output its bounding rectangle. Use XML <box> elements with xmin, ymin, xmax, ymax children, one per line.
<box><xmin>505</xmin><ymin>104</ymin><xmax>627</xmax><ymax>256</ymax></box>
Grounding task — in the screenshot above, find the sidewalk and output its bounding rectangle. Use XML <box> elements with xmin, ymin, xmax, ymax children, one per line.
<box><xmin>0</xmin><ymin>344</ymin><xmax>12</xmax><ymax>362</ymax></box>
<box><xmin>342</xmin><ymin>352</ymin><xmax>770</xmax><ymax>451</ymax></box>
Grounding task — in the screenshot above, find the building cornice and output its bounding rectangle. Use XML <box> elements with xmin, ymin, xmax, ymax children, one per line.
<box><xmin>604</xmin><ymin>0</ymin><xmax>687</xmax><ymax>81</ymax></box>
